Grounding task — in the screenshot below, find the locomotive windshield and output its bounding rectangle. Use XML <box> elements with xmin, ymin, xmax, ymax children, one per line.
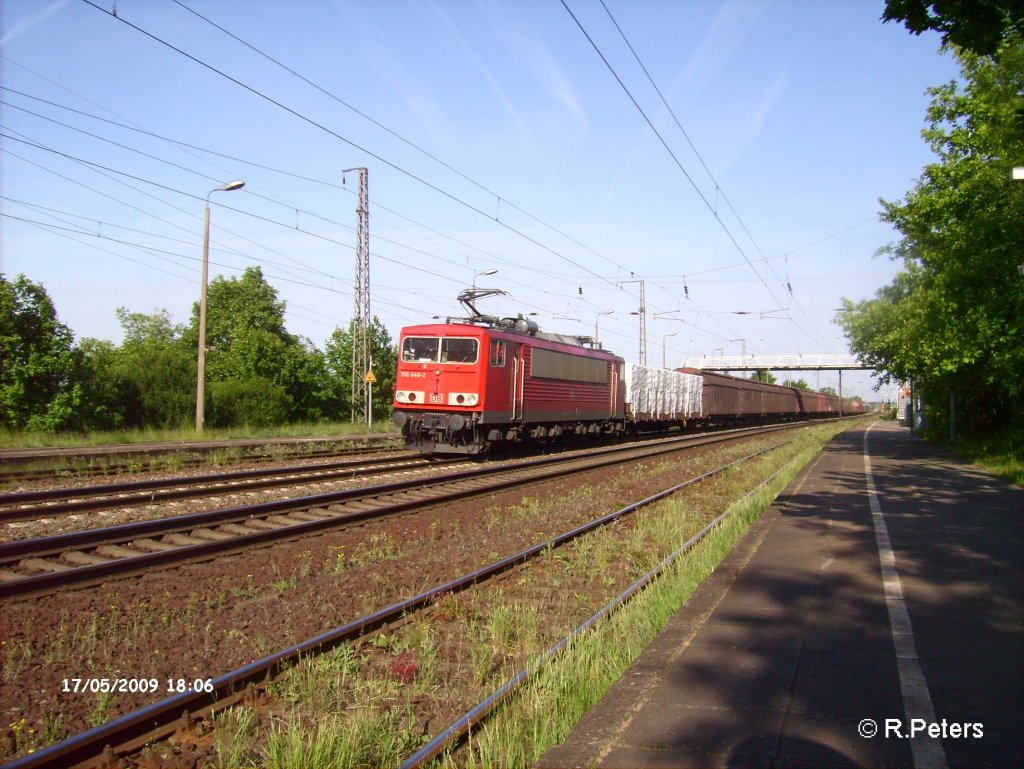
<box><xmin>401</xmin><ymin>336</ymin><xmax>478</xmax><ymax>364</ymax></box>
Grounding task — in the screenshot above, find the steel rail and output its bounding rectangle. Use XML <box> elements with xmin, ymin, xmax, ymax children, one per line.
<box><xmin>0</xmin><ymin>425</ymin><xmax>790</xmax><ymax>599</ymax></box>
<box><xmin>401</xmin><ymin>448</ymin><xmax>809</xmax><ymax>768</ymax></box>
<box><xmin>0</xmin><ymin>434</ymin><xmax>400</xmax><ymax>481</ymax></box>
<box><xmin>0</xmin><ymin>437</ymin><xmax>794</xmax><ymax>769</ymax></box>
<box><xmin>0</xmin><ymin>452</ymin><xmax>457</xmax><ymax>522</ymax></box>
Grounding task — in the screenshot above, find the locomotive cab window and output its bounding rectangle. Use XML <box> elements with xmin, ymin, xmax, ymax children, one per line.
<box><xmin>442</xmin><ymin>338</ymin><xmax>478</xmax><ymax>363</ymax></box>
<box><xmin>401</xmin><ymin>336</ymin><xmax>478</xmax><ymax>364</ymax></box>
<box><xmin>401</xmin><ymin>337</ymin><xmax>440</xmax><ymax>363</ymax></box>
<box><xmin>489</xmin><ymin>340</ymin><xmax>506</xmax><ymax>367</ymax></box>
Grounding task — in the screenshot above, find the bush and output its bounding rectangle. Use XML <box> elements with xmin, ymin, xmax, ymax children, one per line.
<box><xmin>207</xmin><ymin>378</ymin><xmax>292</xmax><ymax>428</ymax></box>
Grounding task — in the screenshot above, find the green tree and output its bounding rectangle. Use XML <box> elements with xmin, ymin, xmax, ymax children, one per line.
<box><xmin>749</xmin><ymin>370</ymin><xmax>777</xmax><ymax>384</ymax></box>
<box><xmin>280</xmin><ymin>338</ymin><xmax>334</xmax><ymax>423</ymax></box>
<box><xmin>0</xmin><ymin>273</ymin><xmax>83</xmax><ymax>432</ymax></box>
<box><xmin>883</xmin><ymin>0</ymin><xmax>1024</xmax><ymax>58</ymax></box>
<box><xmin>76</xmin><ymin>338</ymin><xmax>128</xmax><ymax>431</ymax></box>
<box><xmin>837</xmin><ymin>37</ymin><xmax>1024</xmax><ymax>439</ymax></box>
<box><xmin>187</xmin><ymin>267</ymin><xmax>300</xmax><ymax>425</ymax></box>
<box><xmin>192</xmin><ymin>267</ymin><xmax>295</xmax><ymax>384</ymax></box>
<box><xmin>783</xmin><ymin>379</ymin><xmax>811</xmax><ymax>390</ymax></box>
<box><xmin>114</xmin><ymin>308</ymin><xmax>194</xmax><ymax>428</ymax></box>
<box><xmin>185</xmin><ymin>266</ymin><xmax>347</xmax><ymax>426</ymax></box>
<box><xmin>324</xmin><ymin>317</ymin><xmax>397</xmax><ymax>423</ymax></box>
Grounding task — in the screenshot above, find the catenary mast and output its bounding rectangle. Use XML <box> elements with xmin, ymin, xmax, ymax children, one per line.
<box><xmin>344</xmin><ymin>167</ymin><xmax>371</xmax><ymax>426</ymax></box>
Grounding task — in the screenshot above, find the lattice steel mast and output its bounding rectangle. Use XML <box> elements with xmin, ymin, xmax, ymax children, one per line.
<box><xmin>344</xmin><ymin>167</ymin><xmax>370</xmax><ymax>425</ymax></box>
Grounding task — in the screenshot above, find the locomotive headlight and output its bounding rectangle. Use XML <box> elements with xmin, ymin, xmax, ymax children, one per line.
<box><xmin>395</xmin><ymin>390</ymin><xmax>425</xmax><ymax>404</ymax></box>
<box><xmin>449</xmin><ymin>392</ymin><xmax>479</xmax><ymax>406</ymax></box>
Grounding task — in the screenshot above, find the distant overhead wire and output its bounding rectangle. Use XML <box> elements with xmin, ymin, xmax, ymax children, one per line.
<box><xmin>0</xmin><ymin>116</ymin><xmax>609</xmax><ymax>328</ymax></box>
<box><xmin>599</xmin><ymin>0</ymin><xmax>844</xmax><ymax>354</ymax></box>
<box><xmin>1</xmin><ymin>87</ymin><xmax>550</xmax><ymax>281</ymax></box>
<box><xmin>560</xmin><ymin>1</ymin><xmax>783</xmax><ymax>302</ymax></box>
<box><xmin>563</xmin><ymin>0</ymin><xmax>845</xmax><ymax>354</ymax></box>
<box><xmin>78</xmin><ymin>0</ymin><xmax>632</xmax><ymax>296</ymax></box>
<box><xmin>11</xmin><ymin>5</ymin><xmax>647</xmax><ymax>345</ymax></box>
<box><xmin>168</xmin><ymin>0</ymin><xmax>639</xmax><ymax>282</ymax></box>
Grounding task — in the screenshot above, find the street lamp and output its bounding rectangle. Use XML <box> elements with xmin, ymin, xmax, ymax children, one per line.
<box><xmin>1015</xmin><ymin>167</ymin><xmax>1023</xmax><ymax>277</ymax></box>
<box><xmin>196</xmin><ymin>180</ymin><xmax>245</xmax><ymax>432</ymax></box>
<box><xmin>472</xmin><ymin>267</ymin><xmax>498</xmax><ymax>288</ymax></box>
<box><xmin>594</xmin><ymin>310</ymin><xmax>613</xmax><ymax>344</ymax></box>
<box><xmin>662</xmin><ymin>332</ymin><xmax>678</xmax><ymax>369</ymax></box>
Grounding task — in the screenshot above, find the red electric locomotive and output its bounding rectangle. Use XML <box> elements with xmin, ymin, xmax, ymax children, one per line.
<box><xmin>392</xmin><ymin>312</ymin><xmax>626</xmax><ymax>454</ymax></box>
<box><xmin>394</xmin><ymin>290</ymin><xmax>864</xmax><ymax>453</ymax></box>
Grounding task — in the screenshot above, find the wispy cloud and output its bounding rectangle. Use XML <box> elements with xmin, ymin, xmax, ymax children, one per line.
<box><xmin>429</xmin><ymin>0</ymin><xmax>531</xmax><ymax>138</ymax></box>
<box><xmin>334</xmin><ymin>0</ymin><xmax>458</xmax><ymax>152</ymax></box>
<box><xmin>479</xmin><ymin>0</ymin><xmax>588</xmax><ymax>129</ymax></box>
<box><xmin>674</xmin><ymin>0</ymin><xmax>767</xmax><ymax>93</ymax></box>
<box><xmin>0</xmin><ymin>0</ymin><xmax>70</xmax><ymax>47</ymax></box>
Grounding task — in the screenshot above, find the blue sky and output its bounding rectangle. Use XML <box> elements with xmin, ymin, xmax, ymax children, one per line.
<box><xmin>1</xmin><ymin>0</ymin><xmax>959</xmax><ymax>398</ymax></box>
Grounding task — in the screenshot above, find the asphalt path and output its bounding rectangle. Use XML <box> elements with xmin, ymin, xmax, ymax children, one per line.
<box><xmin>537</xmin><ymin>420</ymin><xmax>1023</xmax><ymax>768</ymax></box>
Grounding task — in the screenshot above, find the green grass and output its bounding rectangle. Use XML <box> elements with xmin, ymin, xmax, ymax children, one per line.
<box><xmin>946</xmin><ymin>429</ymin><xmax>1024</xmax><ymax>488</ymax></box>
<box><xmin>449</xmin><ymin>423</ymin><xmax>846</xmax><ymax>768</ymax></box>
<box><xmin>195</xmin><ymin>422</ymin><xmax>846</xmax><ymax>768</ymax></box>
<box><xmin>0</xmin><ymin>419</ymin><xmax>399</xmax><ymax>450</ymax></box>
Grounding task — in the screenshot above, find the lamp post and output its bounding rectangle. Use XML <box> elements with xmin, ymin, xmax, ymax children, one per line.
<box><xmin>594</xmin><ymin>310</ymin><xmax>613</xmax><ymax>344</ymax></box>
<box><xmin>662</xmin><ymin>332</ymin><xmax>678</xmax><ymax>369</ymax></box>
<box><xmin>1015</xmin><ymin>167</ymin><xmax>1024</xmax><ymax>277</ymax></box>
<box><xmin>472</xmin><ymin>267</ymin><xmax>498</xmax><ymax>288</ymax></box>
<box><xmin>196</xmin><ymin>180</ymin><xmax>245</xmax><ymax>432</ymax></box>
<box><xmin>620</xmin><ymin>279</ymin><xmax>646</xmax><ymax>365</ymax></box>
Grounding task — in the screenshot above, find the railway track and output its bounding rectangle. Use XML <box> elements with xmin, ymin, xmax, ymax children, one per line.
<box><xmin>2</xmin><ymin>428</ymin><xmax>800</xmax><ymax>769</ymax></box>
<box><xmin>0</xmin><ymin>452</ymin><xmax>461</xmax><ymax>523</ymax></box>
<box><xmin>0</xmin><ymin>424</ymin><xmax>795</xmax><ymax>599</ymax></box>
<box><xmin>0</xmin><ymin>434</ymin><xmax>399</xmax><ymax>483</ymax></box>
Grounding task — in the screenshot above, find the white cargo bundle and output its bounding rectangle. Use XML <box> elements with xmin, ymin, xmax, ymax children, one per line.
<box><xmin>623</xmin><ymin>362</ymin><xmax>703</xmax><ymax>420</ymax></box>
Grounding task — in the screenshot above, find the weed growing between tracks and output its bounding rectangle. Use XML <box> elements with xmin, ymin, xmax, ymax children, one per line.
<box><xmin>450</xmin><ymin>420</ymin><xmax>851</xmax><ymax>768</ymax></box>
<box><xmin>199</xmin><ymin>423</ymin><xmax>850</xmax><ymax>769</ymax></box>
<box><xmin>2</xmin><ymin>423</ymin><xmax>847</xmax><ymax>765</ymax></box>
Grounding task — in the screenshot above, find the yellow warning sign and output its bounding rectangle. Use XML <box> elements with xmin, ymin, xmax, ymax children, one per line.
<box><xmin>363</xmin><ymin>370</ymin><xmax>377</xmax><ymax>383</ymax></box>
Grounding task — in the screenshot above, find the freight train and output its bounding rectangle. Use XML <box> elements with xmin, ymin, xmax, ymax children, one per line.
<box><xmin>392</xmin><ymin>302</ymin><xmax>862</xmax><ymax>454</ymax></box>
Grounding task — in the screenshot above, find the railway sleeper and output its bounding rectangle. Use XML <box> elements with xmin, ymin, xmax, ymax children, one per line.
<box><xmin>244</xmin><ymin>518</ymin><xmax>285</xmax><ymax>531</ymax></box>
<box><xmin>267</xmin><ymin>515</ymin><xmax>299</xmax><ymax>526</ymax></box>
<box><xmin>0</xmin><ymin>568</ymin><xmax>23</xmax><ymax>582</ymax></box>
<box><xmin>333</xmin><ymin>501</ymin><xmax>378</xmax><ymax>512</ymax></box>
<box><xmin>287</xmin><ymin>510</ymin><xmax>333</xmax><ymax>522</ymax></box>
<box><xmin>96</xmin><ymin>544</ymin><xmax>142</xmax><ymax>559</ymax></box>
<box><xmin>163</xmin><ymin>533</ymin><xmax>210</xmax><ymax>547</ymax></box>
<box><xmin>218</xmin><ymin>523</ymin><xmax>257</xmax><ymax>536</ymax></box>
<box><xmin>189</xmin><ymin>527</ymin><xmax>233</xmax><ymax>541</ymax></box>
<box><xmin>393</xmin><ymin>490</ymin><xmax>433</xmax><ymax>501</ymax></box>
<box><xmin>63</xmin><ymin>551</ymin><xmax>108</xmax><ymax>566</ymax></box>
<box><xmin>20</xmin><ymin>557</ymin><xmax>71</xmax><ymax>573</ymax></box>
<box><xmin>132</xmin><ymin>538</ymin><xmax>177</xmax><ymax>552</ymax></box>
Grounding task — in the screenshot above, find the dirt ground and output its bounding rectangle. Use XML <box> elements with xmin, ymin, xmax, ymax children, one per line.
<box><xmin>0</xmin><ymin>438</ymin><xmax>760</xmax><ymax>763</ymax></box>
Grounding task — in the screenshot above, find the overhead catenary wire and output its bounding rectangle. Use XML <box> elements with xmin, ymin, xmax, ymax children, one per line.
<box><xmin>4</xmin><ymin>14</ymin><xmax>720</xmax><ymax>358</ymax></box>
<box><xmin>562</xmin><ymin>0</ymin><xmax>843</xmax><ymax>355</ymax></box>
<box><xmin>2</xmin><ymin>3</ymin><xmax>872</xmax><ymax>364</ymax></box>
<box><xmin>167</xmin><ymin>0</ymin><xmax>641</xmax><ymax>282</ymax></box>
<box><xmin>1</xmin><ymin>86</ymin><xmax>659</xmax><ymax>342</ymax></box>
<box><xmin>78</xmin><ymin>0</ymin><xmax>631</xmax><ymax>297</ymax></box>
<box><xmin>1</xmin><ymin>87</ymin><xmax>564</xmax><ymax>284</ymax></box>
